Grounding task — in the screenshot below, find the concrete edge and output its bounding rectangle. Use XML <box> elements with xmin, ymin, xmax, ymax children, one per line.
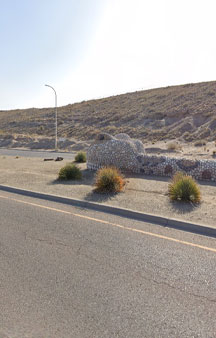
<box><xmin>0</xmin><ymin>184</ymin><xmax>215</xmax><ymax>238</ymax></box>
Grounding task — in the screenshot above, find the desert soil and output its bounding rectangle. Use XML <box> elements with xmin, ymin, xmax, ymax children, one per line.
<box><xmin>1</xmin><ymin>134</ymin><xmax>216</xmax><ymax>160</ymax></box>
<box><xmin>0</xmin><ymin>155</ymin><xmax>216</xmax><ymax>228</ymax></box>
<box><xmin>144</xmin><ymin>139</ymin><xmax>216</xmax><ymax>160</ymax></box>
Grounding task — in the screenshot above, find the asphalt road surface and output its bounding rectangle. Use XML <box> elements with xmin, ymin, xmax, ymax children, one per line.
<box><xmin>0</xmin><ymin>148</ymin><xmax>75</xmax><ymax>159</ymax></box>
<box><xmin>0</xmin><ymin>190</ymin><xmax>216</xmax><ymax>337</ymax></box>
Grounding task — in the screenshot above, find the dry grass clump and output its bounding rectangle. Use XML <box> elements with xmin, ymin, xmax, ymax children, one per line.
<box><xmin>167</xmin><ymin>142</ymin><xmax>180</xmax><ymax>151</ymax></box>
<box><xmin>183</xmin><ymin>131</ymin><xmax>193</xmax><ymax>142</ymax></box>
<box><xmin>168</xmin><ymin>172</ymin><xmax>201</xmax><ymax>203</ymax></box>
<box><xmin>75</xmin><ymin>151</ymin><xmax>86</xmax><ymax>163</ymax></box>
<box><xmin>58</xmin><ymin>163</ymin><xmax>82</xmax><ymax>180</ymax></box>
<box><xmin>95</xmin><ymin>167</ymin><xmax>125</xmax><ymax>193</ymax></box>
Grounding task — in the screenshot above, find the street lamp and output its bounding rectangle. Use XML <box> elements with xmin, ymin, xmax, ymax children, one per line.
<box><xmin>45</xmin><ymin>84</ymin><xmax>58</xmax><ymax>151</ymax></box>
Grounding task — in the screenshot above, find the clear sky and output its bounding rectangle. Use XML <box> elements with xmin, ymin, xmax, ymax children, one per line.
<box><xmin>1</xmin><ymin>0</ymin><xmax>216</xmax><ymax>110</ymax></box>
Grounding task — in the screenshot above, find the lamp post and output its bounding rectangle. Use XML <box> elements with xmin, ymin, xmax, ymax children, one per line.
<box><xmin>45</xmin><ymin>84</ymin><xmax>58</xmax><ymax>151</ymax></box>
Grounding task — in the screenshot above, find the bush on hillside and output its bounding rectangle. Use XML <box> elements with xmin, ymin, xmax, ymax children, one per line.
<box><xmin>168</xmin><ymin>172</ymin><xmax>201</xmax><ymax>203</ymax></box>
<box><xmin>58</xmin><ymin>163</ymin><xmax>82</xmax><ymax>180</ymax></box>
<box><xmin>167</xmin><ymin>142</ymin><xmax>181</xmax><ymax>151</ymax></box>
<box><xmin>95</xmin><ymin>167</ymin><xmax>125</xmax><ymax>193</ymax></box>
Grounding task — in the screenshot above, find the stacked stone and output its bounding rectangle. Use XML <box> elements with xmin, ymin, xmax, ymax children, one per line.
<box><xmin>87</xmin><ymin>133</ymin><xmax>216</xmax><ymax>181</ymax></box>
<box><xmin>87</xmin><ymin>133</ymin><xmax>144</xmax><ymax>173</ymax></box>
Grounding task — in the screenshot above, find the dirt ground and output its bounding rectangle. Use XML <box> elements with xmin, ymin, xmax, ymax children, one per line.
<box><xmin>0</xmin><ymin>155</ymin><xmax>216</xmax><ymax>228</ymax></box>
<box><xmin>144</xmin><ymin>139</ymin><xmax>216</xmax><ymax>160</ymax></box>
<box><xmin>1</xmin><ymin>134</ymin><xmax>216</xmax><ymax>160</ymax></box>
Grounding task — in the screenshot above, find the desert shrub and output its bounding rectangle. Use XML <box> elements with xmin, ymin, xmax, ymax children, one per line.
<box><xmin>95</xmin><ymin>167</ymin><xmax>125</xmax><ymax>193</ymax></box>
<box><xmin>183</xmin><ymin>131</ymin><xmax>193</xmax><ymax>142</ymax></box>
<box><xmin>168</xmin><ymin>172</ymin><xmax>201</xmax><ymax>203</ymax></box>
<box><xmin>58</xmin><ymin>163</ymin><xmax>82</xmax><ymax>180</ymax></box>
<box><xmin>75</xmin><ymin>151</ymin><xmax>86</xmax><ymax>163</ymax></box>
<box><xmin>167</xmin><ymin>142</ymin><xmax>180</xmax><ymax>151</ymax></box>
<box><xmin>194</xmin><ymin>139</ymin><xmax>207</xmax><ymax>147</ymax></box>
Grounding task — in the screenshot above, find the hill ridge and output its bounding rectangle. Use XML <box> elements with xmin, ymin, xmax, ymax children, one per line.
<box><xmin>1</xmin><ymin>80</ymin><xmax>216</xmax><ymax>142</ymax></box>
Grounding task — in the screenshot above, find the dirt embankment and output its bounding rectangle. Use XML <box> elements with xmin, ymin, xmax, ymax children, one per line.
<box><xmin>0</xmin><ymin>134</ymin><xmax>90</xmax><ymax>151</ymax></box>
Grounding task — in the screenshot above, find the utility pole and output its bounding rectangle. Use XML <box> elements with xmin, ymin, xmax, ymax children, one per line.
<box><xmin>45</xmin><ymin>84</ymin><xmax>58</xmax><ymax>151</ymax></box>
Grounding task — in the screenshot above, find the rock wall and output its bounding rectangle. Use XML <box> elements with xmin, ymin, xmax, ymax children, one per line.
<box><xmin>87</xmin><ymin>133</ymin><xmax>216</xmax><ymax>181</ymax></box>
<box><xmin>87</xmin><ymin>133</ymin><xmax>145</xmax><ymax>172</ymax></box>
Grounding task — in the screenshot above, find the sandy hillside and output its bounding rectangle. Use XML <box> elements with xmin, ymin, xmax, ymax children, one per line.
<box><xmin>0</xmin><ymin>81</ymin><xmax>216</xmax><ymax>145</ymax></box>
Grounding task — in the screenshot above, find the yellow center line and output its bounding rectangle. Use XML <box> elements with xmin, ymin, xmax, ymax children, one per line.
<box><xmin>0</xmin><ymin>194</ymin><xmax>216</xmax><ymax>253</ymax></box>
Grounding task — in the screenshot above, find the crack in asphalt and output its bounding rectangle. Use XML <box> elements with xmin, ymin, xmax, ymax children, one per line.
<box><xmin>147</xmin><ymin>275</ymin><xmax>216</xmax><ymax>304</ymax></box>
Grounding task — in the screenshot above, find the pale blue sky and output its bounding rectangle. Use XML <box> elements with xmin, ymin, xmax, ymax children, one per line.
<box><xmin>1</xmin><ymin>0</ymin><xmax>216</xmax><ymax>110</ymax></box>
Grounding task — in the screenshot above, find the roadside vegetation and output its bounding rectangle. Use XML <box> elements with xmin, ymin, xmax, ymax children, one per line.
<box><xmin>168</xmin><ymin>172</ymin><xmax>201</xmax><ymax>203</ymax></box>
<box><xmin>95</xmin><ymin>167</ymin><xmax>125</xmax><ymax>193</ymax></box>
<box><xmin>75</xmin><ymin>151</ymin><xmax>86</xmax><ymax>163</ymax></box>
<box><xmin>58</xmin><ymin>163</ymin><xmax>82</xmax><ymax>180</ymax></box>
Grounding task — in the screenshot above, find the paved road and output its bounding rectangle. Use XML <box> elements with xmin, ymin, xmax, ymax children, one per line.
<box><xmin>0</xmin><ymin>190</ymin><xmax>216</xmax><ymax>337</ymax></box>
<box><xmin>0</xmin><ymin>148</ymin><xmax>75</xmax><ymax>159</ymax></box>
